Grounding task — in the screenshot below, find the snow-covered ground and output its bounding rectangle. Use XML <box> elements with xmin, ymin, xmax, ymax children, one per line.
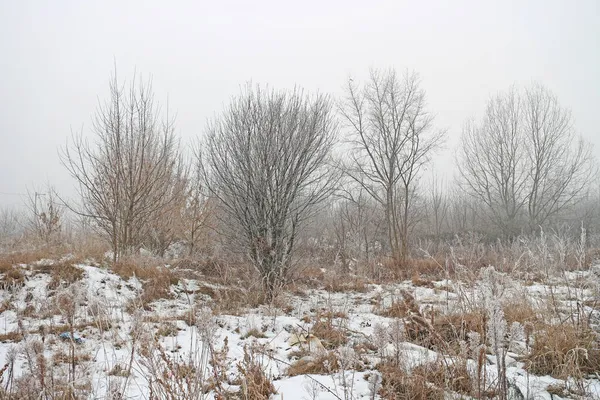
<box><xmin>0</xmin><ymin>260</ymin><xmax>599</xmax><ymax>399</ymax></box>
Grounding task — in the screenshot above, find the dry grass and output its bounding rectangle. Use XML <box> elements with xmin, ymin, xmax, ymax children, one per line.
<box><xmin>378</xmin><ymin>361</ymin><xmax>444</xmax><ymax>400</ymax></box>
<box><xmin>0</xmin><ymin>249</ymin><xmax>56</xmax><ymax>271</ymax></box>
<box><xmin>287</xmin><ymin>351</ymin><xmax>340</xmax><ymax>376</ymax></box>
<box><xmin>0</xmin><ymin>331</ymin><xmax>24</xmax><ymax>343</ymax></box>
<box><xmin>411</xmin><ymin>272</ymin><xmax>434</xmax><ymax>288</ymax></box>
<box><xmin>378</xmin><ymin>257</ymin><xmax>447</xmax><ymax>282</ymax></box>
<box><xmin>288</xmin><ymin>265</ymin><xmax>325</xmax><ymax>288</ymax></box>
<box><xmin>139</xmin><ymin>268</ymin><xmax>178</xmax><ymax>308</ymax></box>
<box><xmin>112</xmin><ymin>258</ymin><xmax>180</xmax><ymax>309</ymax></box>
<box><xmin>405</xmin><ymin>308</ymin><xmax>485</xmax><ymax>351</ymax></box>
<box><xmin>377</xmin><ymin>298</ymin><xmax>408</xmax><ymax>318</ymax></box>
<box><xmin>155</xmin><ymin>322</ymin><xmax>179</xmax><ymax>338</ymax></box>
<box><xmin>235</xmin><ymin>345</ymin><xmax>276</xmax><ymax>400</ymax></box>
<box><xmin>526</xmin><ymin>324</ymin><xmax>600</xmax><ymax>379</ymax></box>
<box><xmin>503</xmin><ymin>299</ymin><xmax>540</xmax><ymax>326</ymax></box>
<box><xmin>198</xmin><ymin>282</ymin><xmax>268</xmax><ymax>315</ymax></box>
<box><xmin>242</xmin><ymin>328</ymin><xmax>267</xmax><ymax>339</ymax></box>
<box><xmin>310</xmin><ymin>312</ymin><xmax>348</xmax><ymax>349</ymax></box>
<box><xmin>51</xmin><ymin>350</ymin><xmax>92</xmax><ymax>366</ymax></box>
<box><xmin>324</xmin><ymin>274</ymin><xmax>369</xmax><ymax>293</ymax></box>
<box><xmin>377</xmin><ymin>357</ymin><xmax>476</xmax><ymax>399</ymax></box>
<box><xmin>0</xmin><ymin>265</ymin><xmax>25</xmax><ymax>289</ymax></box>
<box><xmin>40</xmin><ymin>261</ymin><xmax>84</xmax><ymax>290</ymax></box>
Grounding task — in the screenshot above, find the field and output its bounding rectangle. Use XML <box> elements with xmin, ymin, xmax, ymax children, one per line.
<box><xmin>0</xmin><ymin>246</ymin><xmax>599</xmax><ymax>399</ymax></box>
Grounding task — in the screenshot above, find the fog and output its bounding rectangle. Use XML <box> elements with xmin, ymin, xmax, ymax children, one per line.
<box><xmin>1</xmin><ymin>0</ymin><xmax>599</xmax><ymax>207</ymax></box>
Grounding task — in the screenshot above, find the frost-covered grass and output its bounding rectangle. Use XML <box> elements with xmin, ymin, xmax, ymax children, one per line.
<box><xmin>0</xmin><ymin>255</ymin><xmax>598</xmax><ymax>399</ymax></box>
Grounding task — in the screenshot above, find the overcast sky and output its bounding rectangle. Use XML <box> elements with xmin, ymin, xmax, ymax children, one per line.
<box><xmin>1</xmin><ymin>0</ymin><xmax>599</xmax><ymax>208</ymax></box>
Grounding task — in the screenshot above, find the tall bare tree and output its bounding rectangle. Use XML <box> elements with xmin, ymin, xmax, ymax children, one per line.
<box><xmin>61</xmin><ymin>70</ymin><xmax>185</xmax><ymax>262</ymax></box>
<box><xmin>340</xmin><ymin>69</ymin><xmax>443</xmax><ymax>264</ymax></box>
<box><xmin>199</xmin><ymin>85</ymin><xmax>338</xmax><ymax>298</ymax></box>
<box><xmin>458</xmin><ymin>84</ymin><xmax>596</xmax><ymax>236</ymax></box>
<box><xmin>522</xmin><ymin>84</ymin><xmax>596</xmax><ymax>228</ymax></box>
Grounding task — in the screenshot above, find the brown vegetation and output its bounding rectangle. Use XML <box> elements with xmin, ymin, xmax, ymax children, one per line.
<box><xmin>527</xmin><ymin>324</ymin><xmax>600</xmax><ymax>379</ymax></box>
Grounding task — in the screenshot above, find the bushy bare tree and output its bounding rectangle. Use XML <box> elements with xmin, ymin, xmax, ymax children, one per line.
<box><xmin>199</xmin><ymin>85</ymin><xmax>338</xmax><ymax>298</ymax></box>
<box><xmin>61</xmin><ymin>71</ymin><xmax>185</xmax><ymax>262</ymax></box>
<box><xmin>340</xmin><ymin>69</ymin><xmax>444</xmax><ymax>263</ymax></box>
<box><xmin>458</xmin><ymin>84</ymin><xmax>596</xmax><ymax>236</ymax></box>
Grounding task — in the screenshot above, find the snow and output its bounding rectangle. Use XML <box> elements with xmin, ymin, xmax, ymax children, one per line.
<box><xmin>0</xmin><ymin>262</ymin><xmax>598</xmax><ymax>399</ymax></box>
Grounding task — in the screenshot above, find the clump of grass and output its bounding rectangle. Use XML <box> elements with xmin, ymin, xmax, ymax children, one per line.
<box><xmin>0</xmin><ymin>249</ymin><xmax>56</xmax><ymax>271</ymax></box>
<box><xmin>378</xmin><ymin>298</ymin><xmax>408</xmax><ymax>318</ymax></box>
<box><xmin>0</xmin><ymin>266</ymin><xmax>25</xmax><ymax>289</ymax></box>
<box><xmin>108</xmin><ymin>363</ymin><xmax>130</xmax><ymax>377</ymax></box>
<box><xmin>527</xmin><ymin>324</ymin><xmax>600</xmax><ymax>379</ymax></box>
<box><xmin>113</xmin><ymin>259</ymin><xmax>179</xmax><ymax>309</ymax></box>
<box><xmin>411</xmin><ymin>272</ymin><xmax>434</xmax><ymax>288</ymax></box>
<box><xmin>43</xmin><ymin>261</ymin><xmax>84</xmax><ymax>290</ymax></box>
<box><xmin>503</xmin><ymin>299</ymin><xmax>539</xmax><ymax>326</ymax></box>
<box><xmin>139</xmin><ymin>268</ymin><xmax>178</xmax><ymax>309</ymax></box>
<box><xmin>155</xmin><ymin>322</ymin><xmax>179</xmax><ymax>338</ymax></box>
<box><xmin>236</xmin><ymin>345</ymin><xmax>276</xmax><ymax>400</ymax></box>
<box><xmin>311</xmin><ymin>313</ymin><xmax>348</xmax><ymax>349</ymax></box>
<box><xmin>52</xmin><ymin>350</ymin><xmax>92</xmax><ymax>366</ymax></box>
<box><xmin>405</xmin><ymin>307</ymin><xmax>484</xmax><ymax>351</ymax></box>
<box><xmin>242</xmin><ymin>328</ymin><xmax>267</xmax><ymax>339</ymax></box>
<box><xmin>287</xmin><ymin>351</ymin><xmax>340</xmax><ymax>376</ymax></box>
<box><xmin>199</xmin><ymin>282</ymin><xmax>268</xmax><ymax>316</ymax></box>
<box><xmin>324</xmin><ymin>274</ymin><xmax>368</xmax><ymax>293</ymax></box>
<box><xmin>432</xmin><ymin>311</ymin><xmax>485</xmax><ymax>345</ymax></box>
<box><xmin>0</xmin><ymin>331</ymin><xmax>24</xmax><ymax>343</ymax></box>
<box><xmin>377</xmin><ymin>361</ymin><xmax>444</xmax><ymax>400</ymax></box>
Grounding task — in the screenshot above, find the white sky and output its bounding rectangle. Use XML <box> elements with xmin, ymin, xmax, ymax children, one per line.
<box><xmin>1</xmin><ymin>0</ymin><xmax>599</xmax><ymax>207</ymax></box>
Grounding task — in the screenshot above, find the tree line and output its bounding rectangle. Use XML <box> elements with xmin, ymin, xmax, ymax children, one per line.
<box><xmin>56</xmin><ymin>68</ymin><xmax>597</xmax><ymax>298</ymax></box>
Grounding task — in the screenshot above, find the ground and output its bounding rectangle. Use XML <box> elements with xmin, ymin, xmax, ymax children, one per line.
<box><xmin>0</xmin><ymin>256</ymin><xmax>599</xmax><ymax>399</ymax></box>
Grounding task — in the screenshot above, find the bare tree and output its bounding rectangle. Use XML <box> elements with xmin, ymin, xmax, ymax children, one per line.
<box><xmin>340</xmin><ymin>69</ymin><xmax>444</xmax><ymax>264</ymax></box>
<box><xmin>61</xmin><ymin>70</ymin><xmax>185</xmax><ymax>262</ymax></box>
<box><xmin>427</xmin><ymin>173</ymin><xmax>449</xmax><ymax>237</ymax></box>
<box><xmin>330</xmin><ymin>183</ymin><xmax>386</xmax><ymax>274</ymax></box>
<box><xmin>522</xmin><ymin>84</ymin><xmax>596</xmax><ymax>228</ymax></box>
<box><xmin>0</xmin><ymin>207</ymin><xmax>24</xmax><ymax>250</ymax></box>
<box><xmin>447</xmin><ymin>186</ymin><xmax>479</xmax><ymax>234</ymax></box>
<box><xmin>198</xmin><ymin>85</ymin><xmax>338</xmax><ymax>298</ymax></box>
<box><xmin>181</xmin><ymin>175</ymin><xmax>214</xmax><ymax>257</ymax></box>
<box><xmin>142</xmin><ymin>171</ymin><xmax>189</xmax><ymax>257</ymax></box>
<box><xmin>26</xmin><ymin>185</ymin><xmax>63</xmax><ymax>246</ymax></box>
<box><xmin>458</xmin><ymin>84</ymin><xmax>596</xmax><ymax>236</ymax></box>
